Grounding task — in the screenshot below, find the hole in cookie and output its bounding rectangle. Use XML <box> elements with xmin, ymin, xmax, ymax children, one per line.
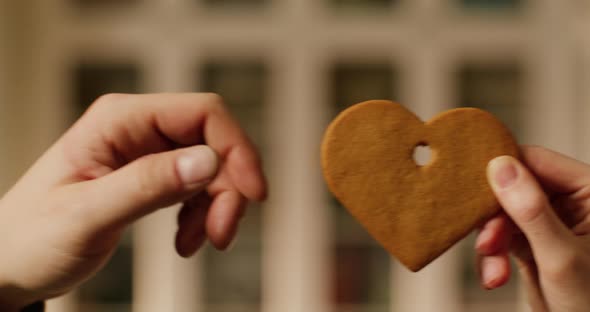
<box><xmin>413</xmin><ymin>144</ymin><xmax>432</xmax><ymax>167</ymax></box>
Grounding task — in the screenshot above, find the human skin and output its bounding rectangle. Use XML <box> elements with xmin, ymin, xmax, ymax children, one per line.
<box><xmin>478</xmin><ymin>146</ymin><xmax>590</xmax><ymax>312</ymax></box>
<box><xmin>0</xmin><ymin>93</ymin><xmax>267</xmax><ymax>311</ymax></box>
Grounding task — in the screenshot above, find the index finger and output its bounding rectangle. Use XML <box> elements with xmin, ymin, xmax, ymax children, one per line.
<box><xmin>476</xmin><ymin>213</ymin><xmax>518</xmax><ymax>256</ymax></box>
<box><xmin>147</xmin><ymin>93</ymin><xmax>267</xmax><ymax>201</ymax></box>
<box><xmin>521</xmin><ymin>145</ymin><xmax>590</xmax><ymax>195</ymax></box>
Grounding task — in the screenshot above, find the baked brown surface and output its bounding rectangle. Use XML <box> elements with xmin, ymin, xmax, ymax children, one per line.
<box><xmin>321</xmin><ymin>100</ymin><xmax>520</xmax><ymax>272</ymax></box>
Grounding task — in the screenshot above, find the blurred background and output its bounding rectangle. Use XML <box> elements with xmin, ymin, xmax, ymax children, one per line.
<box><xmin>0</xmin><ymin>0</ymin><xmax>589</xmax><ymax>312</ymax></box>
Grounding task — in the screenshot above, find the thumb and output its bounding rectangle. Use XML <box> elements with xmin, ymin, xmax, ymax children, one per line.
<box><xmin>487</xmin><ymin>156</ymin><xmax>572</xmax><ymax>259</ymax></box>
<box><xmin>78</xmin><ymin>145</ymin><xmax>219</xmax><ymax>230</ymax></box>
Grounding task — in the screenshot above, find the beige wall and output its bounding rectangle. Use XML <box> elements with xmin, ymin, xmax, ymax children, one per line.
<box><xmin>581</xmin><ymin>27</ymin><xmax>590</xmax><ymax>164</ymax></box>
<box><xmin>0</xmin><ymin>2</ymin><xmax>49</xmax><ymax>193</ymax></box>
<box><xmin>0</xmin><ymin>1</ymin><xmax>6</xmax><ymax>191</ymax></box>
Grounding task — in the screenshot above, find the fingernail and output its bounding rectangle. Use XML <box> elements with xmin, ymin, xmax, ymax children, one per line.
<box><xmin>178</xmin><ymin>229</ymin><xmax>207</xmax><ymax>258</ymax></box>
<box><xmin>488</xmin><ymin>156</ymin><xmax>518</xmax><ymax>189</ymax></box>
<box><xmin>475</xmin><ymin>228</ymin><xmax>491</xmax><ymax>252</ymax></box>
<box><xmin>482</xmin><ymin>257</ymin><xmax>500</xmax><ymax>289</ymax></box>
<box><xmin>177</xmin><ymin>146</ymin><xmax>218</xmax><ymax>186</ymax></box>
<box><xmin>220</xmin><ymin>220</ymin><xmax>240</xmax><ymax>252</ymax></box>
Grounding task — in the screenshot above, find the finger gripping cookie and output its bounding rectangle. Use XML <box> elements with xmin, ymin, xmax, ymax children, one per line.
<box><xmin>321</xmin><ymin>100</ymin><xmax>519</xmax><ymax>271</ymax></box>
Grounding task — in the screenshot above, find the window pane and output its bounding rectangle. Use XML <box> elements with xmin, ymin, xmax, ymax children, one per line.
<box><xmin>459</xmin><ymin>0</ymin><xmax>522</xmax><ymax>10</ymax></box>
<box><xmin>201</xmin><ymin>62</ymin><xmax>267</xmax><ymax>149</ymax></box>
<box><xmin>198</xmin><ymin>61</ymin><xmax>267</xmax><ymax>311</ymax></box>
<box><xmin>457</xmin><ymin>62</ymin><xmax>523</xmax><ymax>140</ymax></box>
<box><xmin>330</xmin><ymin>62</ymin><xmax>394</xmax><ymax>311</ymax></box>
<box><xmin>78</xmin><ymin>232</ymin><xmax>133</xmax><ymax>312</ymax></box>
<box><xmin>331</xmin><ymin>62</ymin><xmax>396</xmax><ymax>114</ymax></box>
<box><xmin>332</xmin><ymin>201</ymin><xmax>391</xmax><ymax>309</ymax></box>
<box><xmin>202</xmin><ymin>206</ymin><xmax>262</xmax><ymax>308</ymax></box>
<box><xmin>330</xmin><ymin>0</ymin><xmax>394</xmax><ymax>10</ymax></box>
<box><xmin>73</xmin><ymin>63</ymin><xmax>140</xmax><ymax>123</ymax></box>
<box><xmin>72</xmin><ymin>0</ymin><xmax>138</xmax><ymax>9</ymax></box>
<box><xmin>73</xmin><ymin>63</ymin><xmax>138</xmax><ymax>310</ymax></box>
<box><xmin>202</xmin><ymin>0</ymin><xmax>267</xmax><ymax>9</ymax></box>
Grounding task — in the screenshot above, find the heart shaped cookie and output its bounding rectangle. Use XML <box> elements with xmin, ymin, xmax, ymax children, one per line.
<box><xmin>321</xmin><ymin>100</ymin><xmax>519</xmax><ymax>271</ymax></box>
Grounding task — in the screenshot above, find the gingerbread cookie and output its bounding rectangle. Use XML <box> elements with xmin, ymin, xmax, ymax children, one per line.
<box><xmin>321</xmin><ymin>100</ymin><xmax>519</xmax><ymax>271</ymax></box>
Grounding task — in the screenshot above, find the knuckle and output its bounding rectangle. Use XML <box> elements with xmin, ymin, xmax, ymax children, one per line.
<box><xmin>87</xmin><ymin>93</ymin><xmax>129</xmax><ymax>115</ymax></box>
<box><xmin>199</xmin><ymin>93</ymin><xmax>227</xmax><ymax>111</ymax></box>
<box><xmin>94</xmin><ymin>93</ymin><xmax>128</xmax><ymax>107</ymax></box>
<box><xmin>134</xmin><ymin>154</ymin><xmax>183</xmax><ymax>202</ymax></box>
<box><xmin>201</xmin><ymin>92</ymin><xmax>224</xmax><ymax>105</ymax></box>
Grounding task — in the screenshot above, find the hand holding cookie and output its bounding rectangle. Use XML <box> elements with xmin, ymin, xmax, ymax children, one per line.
<box><xmin>478</xmin><ymin>146</ymin><xmax>590</xmax><ymax>312</ymax></box>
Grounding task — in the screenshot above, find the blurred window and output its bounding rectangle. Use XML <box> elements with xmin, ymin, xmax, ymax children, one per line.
<box><xmin>198</xmin><ymin>61</ymin><xmax>267</xmax><ymax>312</ymax></box>
<box><xmin>201</xmin><ymin>0</ymin><xmax>267</xmax><ymax>9</ymax></box>
<box><xmin>73</xmin><ymin>62</ymin><xmax>139</xmax><ymax>312</ymax></box>
<box><xmin>201</xmin><ymin>62</ymin><xmax>268</xmax><ymax>154</ymax></box>
<box><xmin>73</xmin><ymin>63</ymin><xmax>140</xmax><ymax>122</ymax></box>
<box><xmin>331</xmin><ymin>62</ymin><xmax>396</xmax><ymax>114</ymax></box>
<box><xmin>330</xmin><ymin>0</ymin><xmax>395</xmax><ymax>12</ymax></box>
<box><xmin>459</xmin><ymin>0</ymin><xmax>523</xmax><ymax>11</ymax></box>
<box><xmin>457</xmin><ymin>62</ymin><xmax>523</xmax><ymax>140</ymax></box>
<box><xmin>332</xmin><ymin>199</ymin><xmax>391</xmax><ymax>311</ymax></box>
<box><xmin>78</xmin><ymin>232</ymin><xmax>133</xmax><ymax>312</ymax></box>
<box><xmin>72</xmin><ymin>0</ymin><xmax>138</xmax><ymax>9</ymax></box>
<box><xmin>330</xmin><ymin>62</ymin><xmax>395</xmax><ymax>311</ymax></box>
<box><xmin>457</xmin><ymin>61</ymin><xmax>522</xmax><ymax>306</ymax></box>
